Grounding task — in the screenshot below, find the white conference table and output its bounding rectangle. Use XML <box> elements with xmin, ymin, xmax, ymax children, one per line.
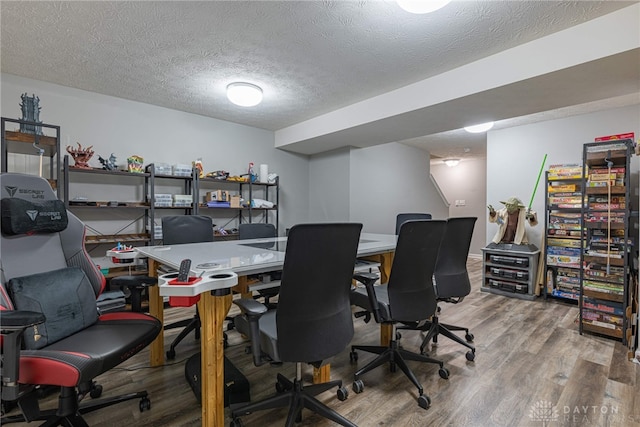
<box><xmin>137</xmin><ymin>232</ymin><xmax>397</xmax><ymax>427</ymax></box>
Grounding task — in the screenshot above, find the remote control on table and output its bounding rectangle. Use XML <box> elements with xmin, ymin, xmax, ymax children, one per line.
<box><xmin>177</xmin><ymin>259</ymin><xmax>191</xmax><ymax>282</ymax></box>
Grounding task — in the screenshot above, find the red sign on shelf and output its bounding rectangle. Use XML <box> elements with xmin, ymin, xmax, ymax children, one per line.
<box><xmin>594</xmin><ymin>132</ymin><xmax>635</xmax><ymax>142</ymax></box>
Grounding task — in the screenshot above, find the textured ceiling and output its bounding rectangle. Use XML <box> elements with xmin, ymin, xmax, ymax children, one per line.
<box><xmin>1</xmin><ymin>1</ymin><xmax>638</xmax><ymax>159</ymax></box>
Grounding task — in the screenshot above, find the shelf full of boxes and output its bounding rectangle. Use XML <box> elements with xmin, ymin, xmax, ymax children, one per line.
<box><xmin>580</xmin><ymin>139</ymin><xmax>637</xmax><ymax>354</ymax></box>
<box><xmin>543</xmin><ymin>164</ymin><xmax>585</xmax><ymax>302</ymax></box>
<box><xmin>145</xmin><ymin>163</ymin><xmax>198</xmax><ymax>245</ymax></box>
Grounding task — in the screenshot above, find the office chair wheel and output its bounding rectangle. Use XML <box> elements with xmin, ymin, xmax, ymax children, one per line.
<box><xmin>352</xmin><ymin>379</ymin><xmax>364</xmax><ymax>394</ymax></box>
<box><xmin>418</xmin><ymin>394</ymin><xmax>431</xmax><ymax>410</ymax></box>
<box><xmin>139</xmin><ymin>396</ymin><xmax>151</xmax><ymax>412</ymax></box>
<box><xmin>349</xmin><ymin>350</ymin><xmax>358</xmax><ymax>363</ymax></box>
<box><xmin>465</xmin><ymin>333</ymin><xmax>474</xmax><ymax>342</ymax></box>
<box><xmin>337</xmin><ymin>386</ymin><xmax>349</xmax><ymax>401</ymax></box>
<box><xmin>438</xmin><ymin>367</ymin><xmax>450</xmax><ymax>379</ymax></box>
<box><xmin>465</xmin><ymin>350</ymin><xmax>475</xmax><ymax>361</ymax></box>
<box><xmin>166</xmin><ymin>349</ymin><xmax>176</xmax><ymax>360</ymax></box>
<box><xmin>230</xmin><ymin>418</ymin><xmax>244</xmax><ymax>427</ymax></box>
<box><xmin>89</xmin><ymin>383</ymin><xmax>103</xmax><ymax>399</ymax></box>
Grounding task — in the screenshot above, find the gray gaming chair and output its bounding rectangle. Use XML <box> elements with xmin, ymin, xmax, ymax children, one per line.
<box><xmin>349</xmin><ymin>220</ymin><xmax>448</xmax><ymax>410</ymax></box>
<box><xmin>230</xmin><ymin>223</ymin><xmax>362</xmax><ymax>427</ymax></box>
<box><xmin>161</xmin><ymin>215</ymin><xmax>214</xmax><ymax>360</ymax></box>
<box><xmin>399</xmin><ymin>217</ymin><xmax>477</xmax><ymax>361</ymax></box>
<box><xmin>0</xmin><ymin>173</ymin><xmax>161</xmax><ymax>426</ymax></box>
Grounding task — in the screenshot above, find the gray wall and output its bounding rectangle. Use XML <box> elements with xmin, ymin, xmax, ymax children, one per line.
<box><xmin>1</xmin><ymin>73</ymin><xmax>310</xmax><ymax>268</ymax></box>
<box><xmin>307</xmin><ymin>142</ymin><xmax>449</xmax><ymax>234</ymax></box>
<box><xmin>308</xmin><ymin>147</ymin><xmax>351</xmax><ymax>223</ymax></box>
<box><xmin>431</xmin><ymin>157</ymin><xmax>487</xmax><ymax>257</ymax></box>
<box><xmin>349</xmin><ymin>142</ymin><xmax>448</xmax><ymax>234</ymax></box>
<box><xmin>487</xmin><ymin>104</ymin><xmax>640</xmax><ymax>248</ymax></box>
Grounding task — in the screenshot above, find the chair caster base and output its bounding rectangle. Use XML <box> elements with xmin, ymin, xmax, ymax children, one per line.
<box><xmin>139</xmin><ymin>396</ymin><xmax>151</xmax><ymax>412</ymax></box>
<box><xmin>466</xmin><ymin>350</ymin><xmax>475</xmax><ymax>361</ymax></box>
<box><xmin>337</xmin><ymin>386</ymin><xmax>349</xmax><ymax>401</ymax></box>
<box><xmin>438</xmin><ymin>367</ymin><xmax>450</xmax><ymax>379</ymax></box>
<box><xmin>418</xmin><ymin>394</ymin><xmax>431</xmax><ymax>409</ymax></box>
<box><xmin>352</xmin><ymin>379</ymin><xmax>364</xmax><ymax>394</ymax></box>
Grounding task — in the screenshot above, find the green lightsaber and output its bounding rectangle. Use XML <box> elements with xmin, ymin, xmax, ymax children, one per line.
<box><xmin>528</xmin><ymin>153</ymin><xmax>548</xmax><ymax>211</ymax></box>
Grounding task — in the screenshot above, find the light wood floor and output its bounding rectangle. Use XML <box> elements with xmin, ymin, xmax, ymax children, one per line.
<box><xmin>8</xmin><ymin>259</ymin><xmax>639</xmax><ymax>426</ymax></box>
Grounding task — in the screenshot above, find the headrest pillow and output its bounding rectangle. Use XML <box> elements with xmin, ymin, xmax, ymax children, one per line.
<box><xmin>1</xmin><ymin>198</ymin><xmax>68</xmax><ymax>235</ymax></box>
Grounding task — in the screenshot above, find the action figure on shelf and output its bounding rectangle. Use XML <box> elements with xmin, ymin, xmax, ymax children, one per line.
<box><xmin>488</xmin><ymin>196</ymin><xmax>538</xmax><ymax>245</ymax></box>
<box><xmin>98</xmin><ymin>153</ymin><xmax>118</xmax><ymax>171</ymax></box>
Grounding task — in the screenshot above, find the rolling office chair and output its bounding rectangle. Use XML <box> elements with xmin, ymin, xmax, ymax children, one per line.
<box><xmin>399</xmin><ymin>217</ymin><xmax>477</xmax><ymax>361</ymax></box>
<box><xmin>0</xmin><ymin>173</ymin><xmax>162</xmax><ymax>426</ymax></box>
<box><xmin>349</xmin><ymin>220</ymin><xmax>448</xmax><ymax>409</ymax></box>
<box><xmin>231</xmin><ymin>223</ymin><xmax>363</xmax><ymax>427</ymax></box>
<box><xmin>161</xmin><ymin>215</ymin><xmax>214</xmax><ymax>360</ymax></box>
<box><xmin>238</xmin><ymin>223</ymin><xmax>280</xmax><ymax>307</ymax></box>
<box><xmin>395</xmin><ymin>212</ymin><xmax>432</xmax><ymax>235</ymax></box>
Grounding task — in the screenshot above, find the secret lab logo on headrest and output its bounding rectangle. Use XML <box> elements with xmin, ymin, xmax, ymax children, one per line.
<box><xmin>4</xmin><ymin>186</ymin><xmax>17</xmax><ymax>197</ymax></box>
<box><xmin>3</xmin><ymin>186</ymin><xmax>45</xmax><ymax>199</ymax></box>
<box><xmin>31</xmin><ymin>210</ymin><xmax>63</xmax><ymax>221</ymax></box>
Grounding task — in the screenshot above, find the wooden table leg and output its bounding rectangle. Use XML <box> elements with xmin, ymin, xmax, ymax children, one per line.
<box><xmin>313</xmin><ymin>365</ymin><xmax>331</xmax><ymax>384</ymax></box>
<box><xmin>199</xmin><ymin>289</ymin><xmax>233</xmax><ymax>427</ymax></box>
<box><xmin>380</xmin><ymin>324</ymin><xmax>393</xmax><ymax>347</ymax></box>
<box><xmin>378</xmin><ymin>251</ymin><xmax>394</xmax><ymax>285</ymax></box>
<box><xmin>147</xmin><ymin>259</ymin><xmax>165</xmax><ymax>367</ymax></box>
<box><xmin>234</xmin><ymin>275</ymin><xmax>252</xmax><ymax>299</ymax></box>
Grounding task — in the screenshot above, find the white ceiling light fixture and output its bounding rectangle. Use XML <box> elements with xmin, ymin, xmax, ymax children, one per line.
<box><xmin>464</xmin><ymin>121</ymin><xmax>494</xmax><ymax>133</ymax></box>
<box><xmin>444</xmin><ymin>159</ymin><xmax>460</xmax><ymax>167</ymax></box>
<box><xmin>226</xmin><ymin>82</ymin><xmax>263</xmax><ymax>107</ymax></box>
<box><xmin>396</xmin><ymin>0</ymin><xmax>452</xmax><ymax>14</ymax></box>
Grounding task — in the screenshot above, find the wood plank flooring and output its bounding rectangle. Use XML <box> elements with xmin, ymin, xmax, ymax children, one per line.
<box><xmin>8</xmin><ymin>259</ymin><xmax>639</xmax><ymax>426</ymax></box>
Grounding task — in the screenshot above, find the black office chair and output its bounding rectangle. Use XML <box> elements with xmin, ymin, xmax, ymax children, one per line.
<box><xmin>161</xmin><ymin>215</ymin><xmax>214</xmax><ymax>360</ymax></box>
<box><xmin>399</xmin><ymin>217</ymin><xmax>477</xmax><ymax>361</ymax></box>
<box><xmin>238</xmin><ymin>223</ymin><xmax>280</xmax><ymax>307</ymax></box>
<box><xmin>349</xmin><ymin>220</ymin><xmax>448</xmax><ymax>409</ymax></box>
<box><xmin>230</xmin><ymin>223</ymin><xmax>363</xmax><ymax>427</ymax></box>
<box><xmin>395</xmin><ymin>212</ymin><xmax>432</xmax><ymax>235</ymax></box>
<box><xmin>0</xmin><ymin>173</ymin><xmax>162</xmax><ymax>426</ymax></box>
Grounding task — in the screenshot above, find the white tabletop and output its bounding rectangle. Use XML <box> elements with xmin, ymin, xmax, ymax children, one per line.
<box><xmin>136</xmin><ymin>232</ymin><xmax>397</xmax><ymax>276</ymax></box>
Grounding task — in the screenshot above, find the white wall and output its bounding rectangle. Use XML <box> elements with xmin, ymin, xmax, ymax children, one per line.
<box><xmin>431</xmin><ymin>157</ymin><xmax>487</xmax><ymax>257</ymax></box>
<box><xmin>487</xmin><ymin>104</ymin><xmax>640</xmax><ymax>248</ymax></box>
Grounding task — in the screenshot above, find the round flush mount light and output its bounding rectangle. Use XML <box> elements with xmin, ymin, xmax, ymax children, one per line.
<box><xmin>444</xmin><ymin>159</ymin><xmax>460</xmax><ymax>167</ymax></box>
<box><xmin>464</xmin><ymin>121</ymin><xmax>494</xmax><ymax>133</ymax></box>
<box><xmin>396</xmin><ymin>0</ymin><xmax>452</xmax><ymax>14</ymax></box>
<box><xmin>226</xmin><ymin>82</ymin><xmax>263</xmax><ymax>107</ymax></box>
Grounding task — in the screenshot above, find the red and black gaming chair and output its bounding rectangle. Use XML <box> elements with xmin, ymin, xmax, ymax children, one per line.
<box><xmin>0</xmin><ymin>173</ymin><xmax>162</xmax><ymax>426</ymax></box>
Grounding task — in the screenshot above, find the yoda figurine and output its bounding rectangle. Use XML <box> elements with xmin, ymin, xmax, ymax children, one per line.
<box><xmin>488</xmin><ymin>196</ymin><xmax>538</xmax><ymax>245</ymax></box>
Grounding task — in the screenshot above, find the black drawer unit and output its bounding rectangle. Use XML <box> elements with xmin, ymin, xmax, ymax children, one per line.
<box><xmin>481</xmin><ymin>244</ymin><xmax>540</xmax><ymax>301</ymax></box>
<box><xmin>489</xmin><ymin>255</ymin><xmax>529</xmax><ymax>267</ymax></box>
<box><xmin>489</xmin><ymin>267</ymin><xmax>529</xmax><ymax>281</ymax></box>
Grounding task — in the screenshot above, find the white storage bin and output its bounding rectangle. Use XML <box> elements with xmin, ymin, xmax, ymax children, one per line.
<box><xmin>172</xmin><ymin>164</ymin><xmax>192</xmax><ymax>177</ymax></box>
<box><xmin>154</xmin><ymin>163</ymin><xmax>172</xmax><ymax>175</ymax></box>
